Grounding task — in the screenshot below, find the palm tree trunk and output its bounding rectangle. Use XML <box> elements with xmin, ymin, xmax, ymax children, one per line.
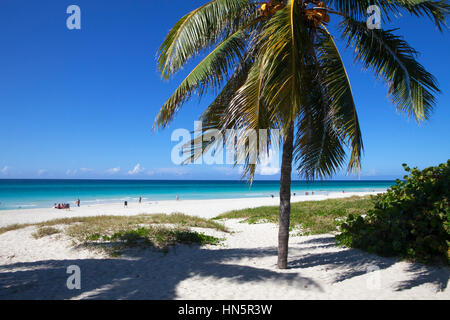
<box><xmin>277</xmin><ymin>122</ymin><xmax>294</xmax><ymax>269</ymax></box>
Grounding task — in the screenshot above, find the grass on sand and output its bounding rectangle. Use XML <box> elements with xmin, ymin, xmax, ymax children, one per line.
<box><xmin>1</xmin><ymin>214</ymin><xmax>227</xmax><ymax>255</ymax></box>
<box><xmin>215</xmin><ymin>196</ymin><xmax>376</xmax><ymax>235</ymax></box>
<box><xmin>32</xmin><ymin>226</ymin><xmax>61</xmax><ymax>239</ymax></box>
<box><xmin>1</xmin><ymin>196</ymin><xmax>375</xmax><ymax>254</ymax></box>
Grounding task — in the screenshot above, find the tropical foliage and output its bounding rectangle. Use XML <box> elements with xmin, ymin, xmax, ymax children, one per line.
<box><xmin>336</xmin><ymin>161</ymin><xmax>450</xmax><ymax>264</ymax></box>
<box><xmin>156</xmin><ymin>0</ymin><xmax>448</xmax><ymax>268</ymax></box>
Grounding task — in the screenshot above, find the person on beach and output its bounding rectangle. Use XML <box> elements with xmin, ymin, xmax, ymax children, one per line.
<box><xmin>77</xmin><ymin>199</ymin><xmax>80</xmax><ymax>207</ymax></box>
<box><xmin>124</xmin><ymin>200</ymin><xmax>128</xmax><ymax>208</ymax></box>
<box><xmin>139</xmin><ymin>196</ymin><xmax>142</xmax><ymax>204</ymax></box>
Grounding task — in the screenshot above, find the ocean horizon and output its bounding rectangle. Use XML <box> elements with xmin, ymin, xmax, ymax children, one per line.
<box><xmin>0</xmin><ymin>179</ymin><xmax>394</xmax><ymax>211</ymax></box>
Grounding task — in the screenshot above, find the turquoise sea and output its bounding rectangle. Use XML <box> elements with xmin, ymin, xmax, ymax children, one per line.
<box><xmin>0</xmin><ymin>179</ymin><xmax>394</xmax><ymax>211</ymax></box>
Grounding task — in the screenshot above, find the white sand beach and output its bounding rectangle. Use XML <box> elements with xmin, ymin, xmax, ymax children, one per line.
<box><xmin>0</xmin><ymin>191</ymin><xmax>449</xmax><ymax>300</ymax></box>
<box><xmin>0</xmin><ymin>192</ymin><xmax>377</xmax><ymax>227</ymax></box>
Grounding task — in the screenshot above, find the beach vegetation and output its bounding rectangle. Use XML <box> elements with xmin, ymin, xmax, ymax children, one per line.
<box><xmin>31</xmin><ymin>226</ymin><xmax>61</xmax><ymax>239</ymax></box>
<box><xmin>65</xmin><ymin>215</ymin><xmax>226</xmax><ymax>253</ymax></box>
<box><xmin>336</xmin><ymin>161</ymin><xmax>450</xmax><ymax>264</ymax></box>
<box><xmin>155</xmin><ymin>0</ymin><xmax>446</xmax><ymax>268</ymax></box>
<box><xmin>0</xmin><ymin>213</ymin><xmax>227</xmax><ymax>235</ymax></box>
<box><xmin>216</xmin><ymin>195</ymin><xmax>375</xmax><ymax>235</ymax></box>
<box><xmin>0</xmin><ymin>214</ymin><xmax>227</xmax><ymax>255</ymax></box>
<box><xmin>0</xmin><ymin>223</ymin><xmax>34</xmax><ymax>235</ymax></box>
<box><xmin>79</xmin><ymin>226</ymin><xmax>223</xmax><ymax>253</ymax></box>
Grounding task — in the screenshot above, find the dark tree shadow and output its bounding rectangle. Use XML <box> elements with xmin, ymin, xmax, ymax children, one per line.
<box><xmin>299</xmin><ymin>237</ymin><xmax>336</xmax><ymax>246</ymax></box>
<box><xmin>289</xmin><ymin>236</ymin><xmax>449</xmax><ymax>291</ymax></box>
<box><xmin>1</xmin><ymin>236</ymin><xmax>448</xmax><ymax>299</ymax></box>
<box><xmin>393</xmin><ymin>263</ymin><xmax>449</xmax><ymax>292</ymax></box>
<box><xmin>0</xmin><ymin>245</ymin><xmax>322</xmax><ymax>300</ymax></box>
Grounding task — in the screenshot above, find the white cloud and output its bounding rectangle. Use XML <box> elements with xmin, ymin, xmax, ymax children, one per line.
<box><xmin>37</xmin><ymin>169</ymin><xmax>47</xmax><ymax>176</ymax></box>
<box><xmin>106</xmin><ymin>167</ymin><xmax>120</xmax><ymax>174</ymax></box>
<box><xmin>1</xmin><ymin>166</ymin><xmax>10</xmax><ymax>175</ymax></box>
<box><xmin>66</xmin><ymin>169</ymin><xmax>77</xmax><ymax>176</ymax></box>
<box><xmin>128</xmin><ymin>164</ymin><xmax>145</xmax><ymax>175</ymax></box>
<box><xmin>79</xmin><ymin>168</ymin><xmax>93</xmax><ymax>173</ymax></box>
<box><xmin>258</xmin><ymin>166</ymin><xmax>280</xmax><ymax>176</ymax></box>
<box><xmin>257</xmin><ymin>150</ymin><xmax>280</xmax><ymax>176</ymax></box>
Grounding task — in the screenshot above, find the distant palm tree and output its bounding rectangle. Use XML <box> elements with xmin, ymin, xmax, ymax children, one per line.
<box><xmin>156</xmin><ymin>0</ymin><xmax>448</xmax><ymax>269</ymax></box>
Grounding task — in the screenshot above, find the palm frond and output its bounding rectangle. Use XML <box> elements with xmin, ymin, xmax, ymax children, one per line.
<box><xmin>316</xmin><ymin>26</ymin><xmax>363</xmax><ymax>173</ymax></box>
<box><xmin>201</xmin><ymin>57</ymin><xmax>278</xmax><ymax>183</ymax></box>
<box><xmin>158</xmin><ymin>0</ymin><xmax>258</xmax><ymax>79</ymax></box>
<box><xmin>257</xmin><ymin>1</ymin><xmax>312</xmax><ymax>130</ymax></box>
<box><xmin>200</xmin><ymin>58</ymin><xmax>254</xmax><ymax>131</ymax></box>
<box><xmin>226</xmin><ymin>58</ymin><xmax>279</xmax><ymax>181</ymax></box>
<box><xmin>325</xmin><ymin>0</ymin><xmax>399</xmax><ymax>21</ymax></box>
<box><xmin>294</xmin><ymin>48</ymin><xmax>348</xmax><ymax>180</ymax></box>
<box><xmin>154</xmin><ymin>29</ymin><xmax>247</xmax><ymax>129</ymax></box>
<box><xmin>327</xmin><ymin>0</ymin><xmax>449</xmax><ymax>29</ymax></box>
<box><xmin>341</xmin><ymin>18</ymin><xmax>440</xmax><ymax>122</ymax></box>
<box><xmin>156</xmin><ymin>0</ymin><xmax>443</xmax><ymax>185</ymax></box>
<box><xmin>180</xmin><ymin>56</ymin><xmax>254</xmax><ymax>168</ymax></box>
<box><xmin>392</xmin><ymin>0</ymin><xmax>449</xmax><ymax>30</ymax></box>
<box><xmin>295</xmin><ymin>104</ymin><xmax>347</xmax><ymax>180</ymax></box>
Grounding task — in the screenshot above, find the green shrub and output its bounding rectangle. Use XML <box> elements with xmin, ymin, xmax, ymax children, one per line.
<box><xmin>336</xmin><ymin>161</ymin><xmax>450</xmax><ymax>264</ymax></box>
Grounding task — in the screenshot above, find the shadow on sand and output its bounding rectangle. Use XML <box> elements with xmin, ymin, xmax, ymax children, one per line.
<box><xmin>0</xmin><ymin>236</ymin><xmax>448</xmax><ymax>299</ymax></box>
<box><xmin>0</xmin><ymin>245</ymin><xmax>321</xmax><ymax>300</ymax></box>
<box><xmin>289</xmin><ymin>236</ymin><xmax>449</xmax><ymax>291</ymax></box>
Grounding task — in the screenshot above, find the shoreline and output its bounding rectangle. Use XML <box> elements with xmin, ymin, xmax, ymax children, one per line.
<box><xmin>0</xmin><ymin>191</ymin><xmax>381</xmax><ymax>228</ymax></box>
<box><xmin>0</xmin><ymin>187</ymin><xmax>390</xmax><ymax>212</ymax></box>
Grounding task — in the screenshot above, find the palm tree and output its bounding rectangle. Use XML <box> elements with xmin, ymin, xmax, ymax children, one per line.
<box><xmin>155</xmin><ymin>0</ymin><xmax>448</xmax><ymax>269</ymax></box>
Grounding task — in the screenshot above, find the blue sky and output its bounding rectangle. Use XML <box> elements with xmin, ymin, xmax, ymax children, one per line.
<box><xmin>0</xmin><ymin>0</ymin><xmax>449</xmax><ymax>180</ymax></box>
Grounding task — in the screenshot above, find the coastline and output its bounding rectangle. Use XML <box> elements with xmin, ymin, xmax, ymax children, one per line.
<box><xmin>0</xmin><ymin>179</ymin><xmax>394</xmax><ymax>212</ymax></box>
<box><xmin>0</xmin><ymin>191</ymin><xmax>380</xmax><ymax>228</ymax></box>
